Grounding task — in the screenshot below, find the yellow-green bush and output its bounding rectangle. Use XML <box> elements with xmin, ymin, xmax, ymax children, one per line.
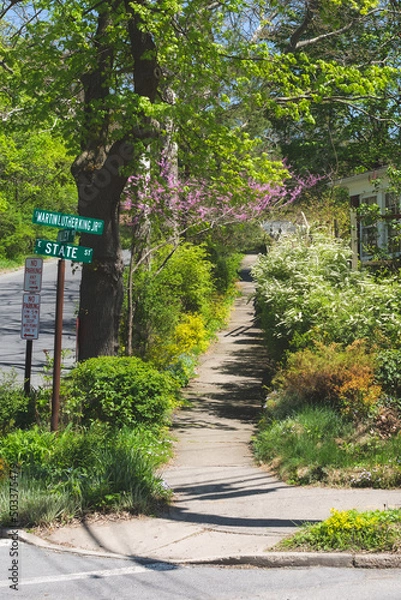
<box><xmin>279</xmin><ymin>508</ymin><xmax>401</xmax><ymax>552</ymax></box>
<box><xmin>270</xmin><ymin>340</ymin><xmax>382</xmax><ymax>420</ymax></box>
<box><xmin>166</xmin><ymin>313</ymin><xmax>209</xmax><ymax>359</ymax></box>
<box><xmin>125</xmin><ymin>242</ymin><xmax>239</xmax><ymax>379</ymax></box>
<box><xmin>149</xmin><ymin>313</ymin><xmax>211</xmax><ymax>386</ymax></box>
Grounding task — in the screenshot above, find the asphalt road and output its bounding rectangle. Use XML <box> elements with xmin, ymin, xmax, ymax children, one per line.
<box><xmin>0</xmin><ymin>259</ymin><xmax>80</xmax><ymax>388</ymax></box>
<box><xmin>1</xmin><ymin>541</ymin><xmax>401</xmax><ymax>600</ymax></box>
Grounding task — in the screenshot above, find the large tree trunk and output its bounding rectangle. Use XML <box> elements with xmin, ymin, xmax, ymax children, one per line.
<box><xmin>72</xmin><ymin>141</ymin><xmax>131</xmax><ymax>361</ymax></box>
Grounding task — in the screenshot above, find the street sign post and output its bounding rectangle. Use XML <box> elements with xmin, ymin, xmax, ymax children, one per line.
<box><xmin>23</xmin><ymin>257</ymin><xmax>43</xmax><ymax>293</ymax></box>
<box><xmin>51</xmin><ymin>258</ymin><xmax>65</xmax><ymax>432</ymax></box>
<box><xmin>32</xmin><ymin>208</ymin><xmax>104</xmax><ymax>235</ymax></box>
<box><xmin>32</xmin><ymin>207</ymin><xmax>104</xmax><ymax>431</ymax></box>
<box><xmin>34</xmin><ymin>239</ymin><xmax>93</xmax><ymax>264</ymax></box>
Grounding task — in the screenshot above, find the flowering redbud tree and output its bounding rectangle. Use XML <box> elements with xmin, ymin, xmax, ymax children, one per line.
<box><xmin>123</xmin><ymin>162</ymin><xmax>319</xmax><ymax>264</ymax></box>
<box><xmin>121</xmin><ymin>162</ymin><xmax>320</xmax><ymax>354</ymax></box>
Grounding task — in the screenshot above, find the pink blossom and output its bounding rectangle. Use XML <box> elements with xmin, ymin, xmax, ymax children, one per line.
<box><xmin>122</xmin><ymin>161</ymin><xmax>321</xmax><ymax>234</ymax></box>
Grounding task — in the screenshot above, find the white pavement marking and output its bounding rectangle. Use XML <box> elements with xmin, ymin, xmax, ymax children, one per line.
<box><xmin>0</xmin><ymin>563</ymin><xmax>178</xmax><ymax>588</ymax></box>
<box><xmin>0</xmin><ymin>540</ymin><xmax>12</xmax><ymax>547</ymax></box>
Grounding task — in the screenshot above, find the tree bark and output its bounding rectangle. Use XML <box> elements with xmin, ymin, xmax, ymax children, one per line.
<box><xmin>73</xmin><ymin>141</ymin><xmax>130</xmax><ymax>361</ymax></box>
<box><xmin>126</xmin><ymin>214</ymin><xmax>152</xmax><ymax>358</ymax></box>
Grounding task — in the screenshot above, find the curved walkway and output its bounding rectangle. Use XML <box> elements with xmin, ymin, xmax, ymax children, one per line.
<box><xmin>31</xmin><ymin>255</ymin><xmax>401</xmax><ymax>565</ymax></box>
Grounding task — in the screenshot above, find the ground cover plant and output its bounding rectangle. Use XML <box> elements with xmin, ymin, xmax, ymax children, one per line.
<box><xmin>277</xmin><ymin>508</ymin><xmax>401</xmax><ymax>553</ymax></box>
<box><xmin>254</xmin><ymin>404</ymin><xmax>401</xmax><ymax>487</ymax></box>
<box><xmin>253</xmin><ymin>230</ymin><xmax>401</xmax><ymax>488</ymax></box>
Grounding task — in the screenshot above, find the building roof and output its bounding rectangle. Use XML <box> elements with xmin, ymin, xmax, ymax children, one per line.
<box><xmin>334</xmin><ymin>167</ymin><xmax>389</xmax><ymax>196</ymax></box>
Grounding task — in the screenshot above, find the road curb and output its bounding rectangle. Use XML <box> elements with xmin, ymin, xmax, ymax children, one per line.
<box><xmin>2</xmin><ymin>528</ymin><xmax>401</xmax><ymax>569</ymax></box>
<box><xmin>180</xmin><ymin>552</ymin><xmax>401</xmax><ymax>569</ymax></box>
<box><xmin>1</xmin><ymin>528</ymin><xmax>136</xmax><ymax>561</ymax></box>
<box><xmin>178</xmin><ymin>552</ymin><xmax>354</xmax><ymax>568</ymax></box>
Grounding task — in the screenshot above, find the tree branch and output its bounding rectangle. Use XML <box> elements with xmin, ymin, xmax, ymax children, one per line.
<box><xmin>0</xmin><ymin>59</ymin><xmax>13</xmax><ymax>73</ymax></box>
<box><xmin>291</xmin><ymin>19</ymin><xmax>356</xmax><ymax>51</ymax></box>
<box><xmin>0</xmin><ymin>0</ymin><xmax>21</xmax><ymax>21</ymax></box>
<box><xmin>0</xmin><ymin>106</ymin><xmax>23</xmax><ymax>121</ymax></box>
<box><xmin>286</xmin><ymin>0</ymin><xmax>317</xmax><ymax>53</ymax></box>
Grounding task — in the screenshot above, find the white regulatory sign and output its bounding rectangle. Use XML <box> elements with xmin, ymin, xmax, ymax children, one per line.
<box><xmin>24</xmin><ymin>257</ymin><xmax>43</xmax><ymax>292</ymax></box>
<box><xmin>21</xmin><ymin>293</ymin><xmax>41</xmax><ymax>340</ymax></box>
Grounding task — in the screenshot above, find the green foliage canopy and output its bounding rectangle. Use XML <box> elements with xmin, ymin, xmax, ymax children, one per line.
<box><xmin>1</xmin><ymin>0</ymin><xmax>399</xmax><ymax>182</ymax></box>
<box><xmin>0</xmin><ymin>130</ymin><xmax>75</xmax><ymax>259</ymax></box>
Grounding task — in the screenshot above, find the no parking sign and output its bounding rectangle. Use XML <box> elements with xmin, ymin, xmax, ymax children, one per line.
<box><xmin>23</xmin><ymin>257</ymin><xmax>43</xmax><ymax>293</ymax></box>
<box><xmin>21</xmin><ymin>293</ymin><xmax>40</xmax><ymax>340</ymax></box>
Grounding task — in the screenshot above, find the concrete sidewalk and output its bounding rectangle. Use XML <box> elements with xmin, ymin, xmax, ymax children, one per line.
<box><xmin>24</xmin><ymin>254</ymin><xmax>401</xmax><ymax>567</ymax></box>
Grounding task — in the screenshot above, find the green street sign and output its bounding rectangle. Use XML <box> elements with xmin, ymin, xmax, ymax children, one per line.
<box><xmin>34</xmin><ymin>239</ymin><xmax>93</xmax><ymax>264</ymax></box>
<box><xmin>57</xmin><ymin>228</ymin><xmax>75</xmax><ymax>243</ymax></box>
<box><xmin>33</xmin><ymin>209</ymin><xmax>104</xmax><ymax>235</ymax></box>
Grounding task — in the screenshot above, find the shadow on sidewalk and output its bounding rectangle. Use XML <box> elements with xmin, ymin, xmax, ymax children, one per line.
<box><xmin>164</xmin><ymin>508</ymin><xmax>319</xmax><ymax>530</ymax></box>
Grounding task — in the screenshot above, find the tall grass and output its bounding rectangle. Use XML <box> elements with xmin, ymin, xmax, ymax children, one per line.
<box><xmin>254</xmin><ymin>406</ymin><xmax>401</xmax><ymax>487</ymax></box>
<box><xmin>0</xmin><ymin>425</ymin><xmax>172</xmax><ymax>527</ymax></box>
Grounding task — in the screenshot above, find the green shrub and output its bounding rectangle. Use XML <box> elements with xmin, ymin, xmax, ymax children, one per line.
<box><xmin>0</xmin><ymin>372</ymin><xmax>34</xmax><ymax>434</ymax></box>
<box><xmin>252</xmin><ymin>232</ymin><xmax>354</xmax><ymax>359</ymax></box>
<box><xmin>164</xmin><ymin>243</ymin><xmax>215</xmax><ymax>315</ymax></box>
<box><xmin>63</xmin><ymin>356</ymin><xmax>180</xmax><ymax>428</ymax></box>
<box><xmin>376</xmin><ymin>349</ymin><xmax>401</xmax><ymax>398</ymax></box>
<box><xmin>125</xmin><ymin>242</ymin><xmax>218</xmax><ymax>359</ymax></box>
<box><xmin>143</xmin><ymin>242</ymin><xmax>215</xmax><ymax>329</ymax></box>
<box><xmin>124</xmin><ymin>241</ymin><xmax>237</xmax><ymax>369</ymax></box>
<box><xmin>206</xmin><ymin>241</ymin><xmax>243</xmax><ymax>294</ymax></box>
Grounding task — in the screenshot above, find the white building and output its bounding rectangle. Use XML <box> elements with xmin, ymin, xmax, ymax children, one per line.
<box><xmin>335</xmin><ymin>167</ymin><xmax>401</xmax><ymax>266</ymax></box>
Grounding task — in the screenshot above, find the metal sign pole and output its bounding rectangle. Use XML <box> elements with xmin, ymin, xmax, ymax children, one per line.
<box><xmin>51</xmin><ymin>258</ymin><xmax>65</xmax><ymax>432</ymax></box>
<box><xmin>24</xmin><ymin>340</ymin><xmax>33</xmax><ymax>396</ymax></box>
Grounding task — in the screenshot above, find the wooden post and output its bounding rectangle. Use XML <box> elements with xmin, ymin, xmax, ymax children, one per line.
<box><xmin>51</xmin><ymin>258</ymin><xmax>65</xmax><ymax>432</ymax></box>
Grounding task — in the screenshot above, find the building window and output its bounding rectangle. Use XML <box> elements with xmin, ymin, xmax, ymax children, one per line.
<box><xmin>385</xmin><ymin>192</ymin><xmax>401</xmax><ymax>256</ymax></box>
<box><xmin>360</xmin><ymin>195</ymin><xmax>378</xmax><ymax>259</ymax></box>
<box><xmin>385</xmin><ymin>192</ymin><xmax>399</xmax><ymax>214</ymax></box>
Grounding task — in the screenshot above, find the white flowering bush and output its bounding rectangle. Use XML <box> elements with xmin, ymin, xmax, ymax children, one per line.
<box><xmin>253</xmin><ymin>232</ymin><xmax>401</xmax><ymax>363</ymax></box>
